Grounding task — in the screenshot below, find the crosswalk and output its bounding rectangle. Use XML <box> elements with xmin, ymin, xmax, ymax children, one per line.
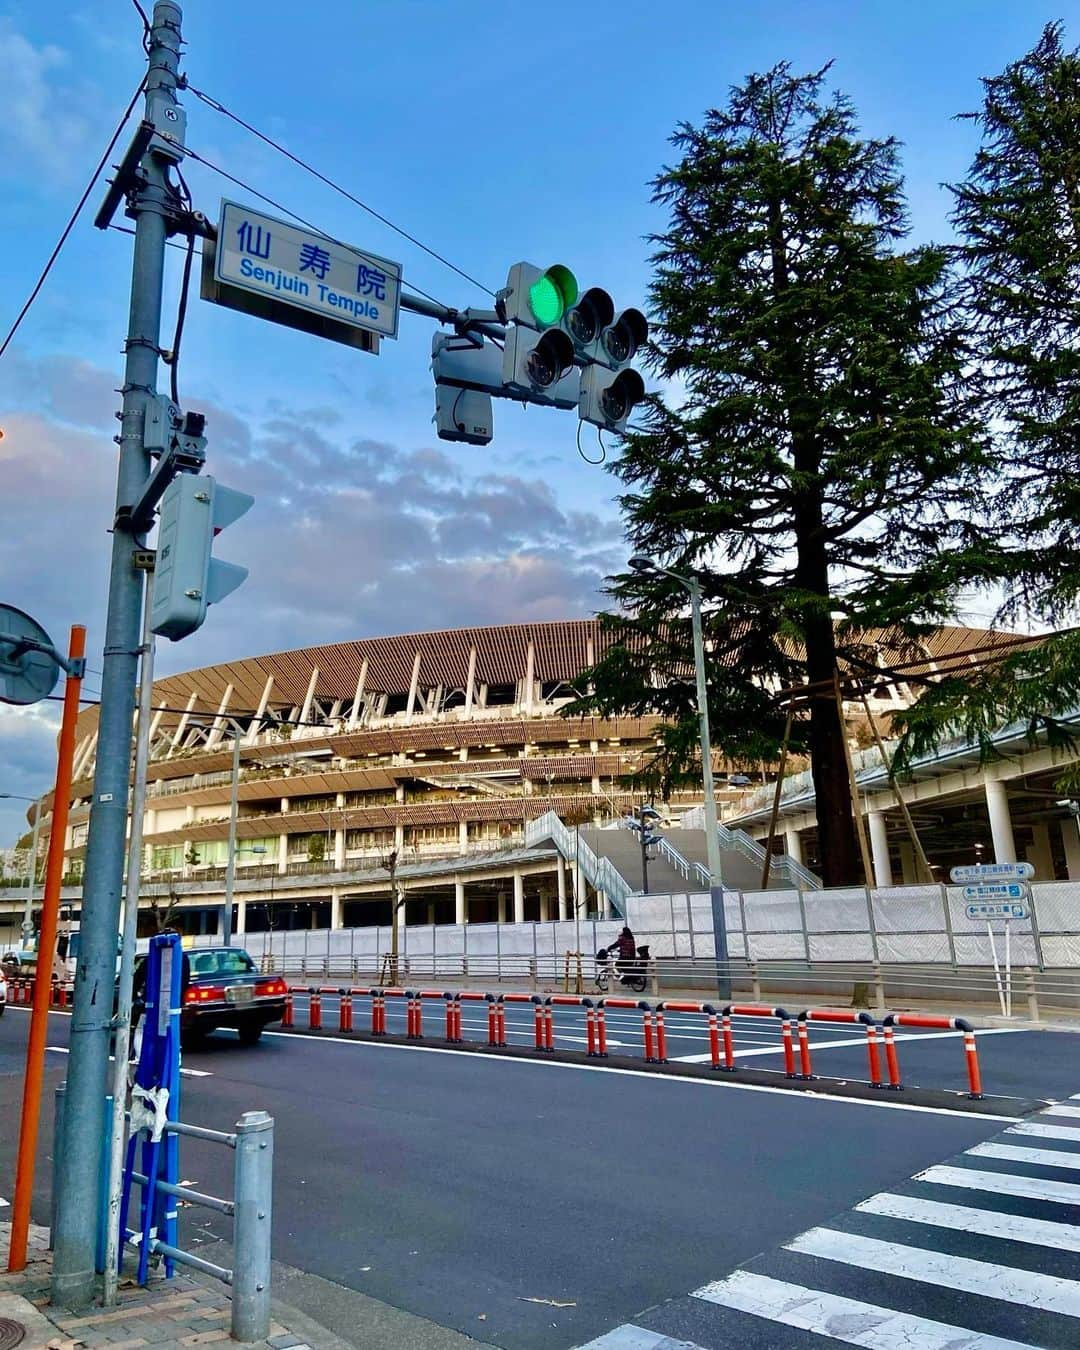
<box><xmin>578</xmin><ymin>1095</ymin><xmax>1080</xmax><ymax>1349</ymax></box>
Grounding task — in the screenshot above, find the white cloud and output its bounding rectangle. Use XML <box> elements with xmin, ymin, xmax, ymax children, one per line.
<box><xmin>0</xmin><ymin>20</ymin><xmax>99</xmax><ymax>181</ymax></box>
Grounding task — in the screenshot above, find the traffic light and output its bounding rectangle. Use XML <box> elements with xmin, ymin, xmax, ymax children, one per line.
<box><xmin>431</xmin><ymin>334</ymin><xmax>497</xmax><ymax>444</ymax></box>
<box><xmin>579</xmin><ymin>307</ymin><xmax>649</xmax><ymax>432</ymax></box>
<box><xmin>501</xmin><ymin>324</ymin><xmax>579</xmax><ymax>407</ymax></box>
<box><xmin>500</xmin><ymin>263</ymin><xmax>578</xmax><ymax>329</ymax></box>
<box><xmin>151</xmin><ymin>473</ymin><xmax>253</xmax><ymax>641</ymax></box>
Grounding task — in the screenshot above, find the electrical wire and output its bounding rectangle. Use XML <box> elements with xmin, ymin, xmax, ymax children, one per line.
<box><xmin>180</xmin><ymin>142</ymin><xmax>452</xmax><ymax>312</ymax></box>
<box><xmin>130</xmin><ymin>0</ymin><xmax>151</xmax><ymax>51</ymax></box>
<box><xmin>0</xmin><ymin>76</ymin><xmax>147</xmax><ymax>363</ymax></box>
<box><xmin>168</xmin><ymin>232</ymin><xmax>195</xmax><ymax>405</ymax></box>
<box><xmin>185</xmin><ymin>82</ymin><xmax>495</xmax><ymax>297</ymax></box>
<box><xmin>576</xmin><ymin>418</ymin><xmax>605</xmax><ymax>465</ymax></box>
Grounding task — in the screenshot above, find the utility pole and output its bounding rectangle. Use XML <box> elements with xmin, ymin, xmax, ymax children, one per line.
<box><xmin>638</xmin><ymin>802</ymin><xmax>650</xmax><ymax>895</ymax></box>
<box><xmin>52</xmin><ymin>2</ymin><xmax>184</xmax><ymax>1307</ymax></box>
<box><xmin>23</xmin><ymin>799</ymin><xmax>42</xmax><ymax>943</ymax></box>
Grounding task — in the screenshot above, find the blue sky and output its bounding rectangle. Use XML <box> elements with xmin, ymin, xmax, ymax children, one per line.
<box><xmin>0</xmin><ymin>0</ymin><xmax>1075</xmax><ymax>843</ymax></box>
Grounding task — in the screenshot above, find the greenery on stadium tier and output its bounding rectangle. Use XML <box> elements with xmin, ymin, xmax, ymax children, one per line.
<box><xmin>569</xmin><ymin>29</ymin><xmax>1080</xmax><ymax>885</ymax></box>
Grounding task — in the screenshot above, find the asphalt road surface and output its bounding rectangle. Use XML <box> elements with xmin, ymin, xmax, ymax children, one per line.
<box><xmin>2</xmin><ymin>1004</ymin><xmax>1079</xmax><ymax>1349</ymax></box>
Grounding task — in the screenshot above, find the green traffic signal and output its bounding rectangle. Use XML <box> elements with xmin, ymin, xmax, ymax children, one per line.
<box><xmin>528</xmin><ymin>265</ymin><xmax>578</xmax><ymax>327</ymax></box>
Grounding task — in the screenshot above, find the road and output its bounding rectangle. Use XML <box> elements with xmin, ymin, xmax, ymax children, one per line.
<box><xmin>2</xmin><ymin>1004</ymin><xmax>1079</xmax><ymax>1348</ymax></box>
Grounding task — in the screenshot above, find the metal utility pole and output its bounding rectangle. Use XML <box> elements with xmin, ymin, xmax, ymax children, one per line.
<box><xmin>23</xmin><ymin>799</ymin><xmax>42</xmax><ymax>942</ymax></box>
<box><xmin>628</xmin><ymin>556</ymin><xmax>730</xmax><ymax>999</ymax></box>
<box><xmin>52</xmin><ymin>2</ymin><xmax>184</xmax><ymax>1307</ymax></box>
<box><xmin>223</xmin><ymin>732</ymin><xmax>241</xmax><ymax>945</ymax></box>
<box><xmin>638</xmin><ymin>803</ymin><xmax>650</xmax><ymax>895</ymax></box>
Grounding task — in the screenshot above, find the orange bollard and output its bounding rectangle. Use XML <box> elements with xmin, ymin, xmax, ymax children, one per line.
<box><xmin>543</xmin><ymin>1003</ymin><xmax>554</xmax><ymax>1052</ymax></box>
<box><xmin>707</xmin><ymin>1011</ymin><xmax>721</xmax><ymax>1069</ymax></box>
<box><xmin>883</xmin><ymin>1024</ymin><xmax>902</xmax><ymax>1090</ymax></box>
<box><xmin>643</xmin><ymin>1010</ymin><xmax>655</xmax><ymax>1062</ymax></box>
<box><xmin>655</xmin><ymin>1009</ymin><xmax>668</xmax><ymax>1064</ymax></box>
<box><xmin>487</xmin><ymin>1000</ymin><xmax>498</xmax><ymax>1046</ymax></box>
<box><xmin>866</xmin><ymin>1022</ymin><xmax>883</xmax><ymax>1087</ymax></box>
<box><xmin>585</xmin><ymin>1005</ymin><xmax>596</xmax><ymax>1055</ymax></box>
<box><xmin>340</xmin><ymin>990</ymin><xmax>353</xmax><ymax>1033</ymax></box>
<box><xmin>595</xmin><ymin>1005</ymin><xmax>607</xmax><ymax>1057</ymax></box>
<box><xmin>534</xmin><ymin>1002</ymin><xmax>545</xmax><ymax>1050</ymax></box>
<box><xmin>721</xmin><ymin>1012</ymin><xmax>736</xmax><ymax>1070</ymax></box>
<box><xmin>310</xmin><ymin>988</ymin><xmax>322</xmax><ymax>1030</ymax></box>
<box><xmin>282</xmin><ymin>992</ymin><xmax>294</xmax><ymax>1028</ymax></box>
<box><xmin>963</xmin><ymin>1028</ymin><xmax>983</xmax><ymax>1099</ymax></box>
<box><xmin>453</xmin><ymin>999</ymin><xmax>463</xmax><ymax>1042</ymax></box>
<box><xmin>797</xmin><ymin>1018</ymin><xmax>813</xmax><ymax>1079</ymax></box>
<box><xmin>446</xmin><ymin>998</ymin><xmax>457</xmax><ymax>1043</ymax></box>
<box><xmin>496</xmin><ymin>1002</ymin><xmax>507</xmax><ymax>1047</ymax></box>
<box><xmin>781</xmin><ymin>1018</ymin><xmax>796</xmax><ymax>1078</ymax></box>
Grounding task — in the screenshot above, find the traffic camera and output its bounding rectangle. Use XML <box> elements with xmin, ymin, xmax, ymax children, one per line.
<box><xmin>151</xmin><ymin>473</ymin><xmax>253</xmax><ymax>640</ymax></box>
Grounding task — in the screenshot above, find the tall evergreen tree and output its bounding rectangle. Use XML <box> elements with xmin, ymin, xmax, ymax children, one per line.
<box><xmin>893</xmin><ymin>23</ymin><xmax>1080</xmax><ymax>779</ymax></box>
<box><xmin>573</xmin><ymin>63</ymin><xmax>986</xmax><ymax>886</ymax></box>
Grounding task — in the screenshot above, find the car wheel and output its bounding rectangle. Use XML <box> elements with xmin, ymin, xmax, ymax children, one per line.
<box><xmin>237</xmin><ymin>1021</ymin><xmax>263</xmax><ymax>1045</ymax></box>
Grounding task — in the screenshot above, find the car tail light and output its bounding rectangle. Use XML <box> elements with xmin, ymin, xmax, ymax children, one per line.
<box><xmin>256</xmin><ymin>977</ymin><xmax>287</xmax><ymax>997</ymax></box>
<box><xmin>184</xmin><ymin>985</ymin><xmax>226</xmax><ymax>1004</ymax></box>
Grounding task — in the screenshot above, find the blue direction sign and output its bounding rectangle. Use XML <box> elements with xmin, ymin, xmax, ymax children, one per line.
<box><xmin>965</xmin><ymin>899</ymin><xmax>1030</xmax><ymax>921</ymax></box>
<box><xmin>961</xmin><ymin>881</ymin><xmax>1028</xmax><ymax>901</ymax></box>
<box><xmin>950</xmin><ymin>861</ymin><xmax>1035</xmax><ymax>883</ymax></box>
<box><xmin>213</xmin><ymin>200</ymin><xmax>402</xmax><ymax>340</ymax></box>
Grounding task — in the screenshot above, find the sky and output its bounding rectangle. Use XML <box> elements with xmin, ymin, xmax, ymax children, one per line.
<box><xmin>1</xmin><ymin>0</ymin><xmax>1076</xmax><ymax>845</ymax></box>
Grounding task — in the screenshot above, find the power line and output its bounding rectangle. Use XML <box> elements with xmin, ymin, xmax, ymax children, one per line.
<box><xmin>185</xmin><ymin>82</ymin><xmax>495</xmax><ymax>297</ymax></box>
<box><xmin>180</xmin><ymin>142</ymin><xmax>453</xmax><ymax>312</ymax></box>
<box><xmin>0</xmin><ymin>76</ymin><xmax>147</xmax><ymax>363</ymax></box>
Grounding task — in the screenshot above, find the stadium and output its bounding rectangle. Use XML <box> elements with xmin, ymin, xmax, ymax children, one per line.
<box><xmin>2</xmin><ymin>617</ymin><xmax>1078</xmax><ymax>945</ymax></box>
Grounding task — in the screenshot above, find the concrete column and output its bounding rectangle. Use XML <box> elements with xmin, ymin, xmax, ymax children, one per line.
<box><xmin>280</xmin><ymin>797</ymin><xmax>289</xmax><ymax>814</ymax></box>
<box><xmin>513</xmin><ymin>872</ymin><xmax>525</xmax><ymax>925</ymax></box>
<box><xmin>455</xmin><ymin>879</ymin><xmax>466</xmax><ymax>925</ymax></box>
<box><xmin>783</xmin><ymin>827</ymin><xmax>803</xmax><ymax>866</ymax></box>
<box><xmin>538</xmin><ymin>891</ymin><xmax>550</xmax><ymax>923</ymax></box>
<box><xmin>1026</xmin><ymin>822</ymin><xmax>1053</xmax><ymax>880</ymax></box>
<box><xmin>591</xmin><ymin>775</ymin><xmax>601</xmax><ymax>795</ymax></box>
<box><xmin>600</xmin><ymin>890</ymin><xmax>612</xmax><ymax>919</ymax></box>
<box><xmin>1061</xmin><ymin>817</ymin><xmax>1080</xmax><ymax>881</ymax></box>
<box><xmin>426</xmin><ymin>901</ymin><xmax>436</xmax><ymax>925</ymax></box>
<box><xmin>897</xmin><ymin>842</ymin><xmax>917</xmax><ymax>885</ymax></box>
<box><xmin>330</xmin><ymin>891</ymin><xmax>342</xmax><ymax>929</ymax></box>
<box><xmin>985</xmin><ymin>779</ymin><xmax>1017</xmax><ymax>863</ymax></box>
<box><xmin>334</xmin><ymin>828</ymin><xmax>345</xmax><ymax>870</ymax></box>
<box><xmin>394</xmin><ymin>824</ymin><xmax>404</xmax><ymax>852</ymax></box>
<box><xmin>234</xmin><ymin>897</ymin><xmax>247</xmax><ymax>938</ymax></box>
<box><xmin>868</xmin><ymin>810</ymin><xmax>893</xmax><ymax>888</ymax></box>
<box><xmin>556</xmin><ymin>862</ymin><xmax>568</xmax><ymax>921</ymax></box>
<box><xmin>459</xmin><ymin>820</ymin><xmax>469</xmax><ymax>854</ymax></box>
<box><xmin>497</xmin><ymin>890</ymin><xmax>507</xmax><ymax>924</ymax></box>
<box><xmin>277</xmin><ymin>834</ymin><xmax>288</xmax><ymax>874</ymax></box>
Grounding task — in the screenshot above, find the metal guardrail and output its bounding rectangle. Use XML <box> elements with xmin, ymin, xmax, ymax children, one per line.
<box><xmin>680</xmin><ymin>806</ymin><xmax>823</xmax><ymax>889</ymax></box>
<box><xmin>525</xmin><ymin>811</ymin><xmax>630</xmax><ymax>914</ymax></box>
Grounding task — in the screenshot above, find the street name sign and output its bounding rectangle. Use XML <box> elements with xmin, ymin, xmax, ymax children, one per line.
<box><xmin>964</xmin><ymin>899</ymin><xmax>1030</xmax><ymax>921</ymax></box>
<box><xmin>202</xmin><ymin>200</ymin><xmax>402</xmax><ymax>353</ymax></box>
<box><xmin>950</xmin><ymin>861</ymin><xmax>1035</xmax><ymax>883</ymax></box>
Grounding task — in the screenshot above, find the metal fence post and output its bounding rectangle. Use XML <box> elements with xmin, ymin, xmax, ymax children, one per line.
<box><xmin>232</xmin><ymin>1110</ymin><xmax>273</xmax><ymax>1343</ymax></box>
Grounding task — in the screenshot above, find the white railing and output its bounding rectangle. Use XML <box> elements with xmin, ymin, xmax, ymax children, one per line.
<box><xmin>524</xmin><ymin>812</ymin><xmax>630</xmax><ymax>913</ymax></box>
<box><xmin>681</xmin><ymin>806</ymin><xmax>822</xmax><ymax>889</ymax></box>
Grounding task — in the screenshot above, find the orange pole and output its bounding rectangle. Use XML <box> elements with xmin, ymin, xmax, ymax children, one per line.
<box><xmin>9</xmin><ymin>624</ymin><xmax>85</xmax><ymax>1272</ymax></box>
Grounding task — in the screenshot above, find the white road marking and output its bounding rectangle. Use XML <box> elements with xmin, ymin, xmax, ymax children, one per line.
<box><xmin>0</xmin><ymin>1196</ymin><xmax>8</xmax><ymax>1208</ymax></box>
<box><xmin>1042</xmin><ymin>1103</ymin><xmax>1080</xmax><ymax>1120</ymax></box>
<box><xmin>786</xmin><ymin>1225</ymin><xmax>1080</xmax><ymax>1317</ymax></box>
<box><xmin>262</xmin><ymin>1031</ymin><xmax>1019</xmax><ymax>1119</ymax></box>
<box><xmin>45</xmin><ymin>1046</ymin><xmax>211</xmax><ymax>1078</ymax></box>
<box><xmin>1007</xmin><ymin>1121</ymin><xmax>1080</xmax><ymax>1142</ymax></box>
<box><xmin>856</xmin><ymin>1191</ymin><xmax>1080</xmax><ymax>1252</ymax></box>
<box><xmin>915</xmin><ymin>1163</ymin><xmax>1080</xmax><ymax>1205</ymax></box>
<box><xmin>574</xmin><ymin>1327</ymin><xmax>708</xmax><ymax>1349</ymax></box>
<box><xmin>693</xmin><ymin>1270</ymin><xmax>1035</xmax><ymax>1348</ymax></box>
<box><xmin>968</xmin><ymin>1141</ymin><xmax>1080</xmax><ymax>1172</ymax></box>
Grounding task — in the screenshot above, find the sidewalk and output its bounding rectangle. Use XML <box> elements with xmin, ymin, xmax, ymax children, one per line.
<box><xmin>0</xmin><ymin>1223</ymin><xmax>347</xmax><ymax>1349</ymax></box>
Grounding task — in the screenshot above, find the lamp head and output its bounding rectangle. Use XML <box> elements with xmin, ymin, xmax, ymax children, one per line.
<box><xmin>628</xmin><ymin>555</ymin><xmax>656</xmax><ymax>574</ymax></box>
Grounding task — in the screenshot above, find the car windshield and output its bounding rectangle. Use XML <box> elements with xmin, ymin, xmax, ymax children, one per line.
<box><xmin>189</xmin><ymin>949</ymin><xmax>256</xmax><ymax>978</ymax></box>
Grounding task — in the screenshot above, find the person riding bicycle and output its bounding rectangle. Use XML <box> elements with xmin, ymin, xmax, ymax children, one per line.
<box><xmin>614</xmin><ymin>925</ymin><xmax>636</xmax><ymax>978</ymax></box>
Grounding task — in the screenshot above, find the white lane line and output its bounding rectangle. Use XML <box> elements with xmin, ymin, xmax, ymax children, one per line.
<box><xmin>915</xmin><ymin>1164</ymin><xmax>1080</xmax><ymax>1206</ymax></box>
<box><xmin>1043</xmin><ymin>1104</ymin><xmax>1080</xmax><ymax>1119</ymax></box>
<box><xmin>574</xmin><ymin>1326</ymin><xmax>707</xmax><ymax>1349</ymax></box>
<box><xmin>857</xmin><ymin>1191</ymin><xmax>1080</xmax><ymax>1252</ymax></box>
<box><xmin>787</xmin><ymin>1224</ymin><xmax>1080</xmax><ymax>1317</ymax></box>
<box><xmin>45</xmin><ymin>1046</ymin><xmax>211</xmax><ymax>1078</ymax></box>
<box><xmin>673</xmin><ymin>1025</ymin><xmax>1025</xmax><ymax>1064</ymax></box>
<box><xmin>262</xmin><ymin>1031</ymin><xmax>1019</xmax><ymax>1120</ymax></box>
<box><xmin>0</xmin><ymin>1196</ymin><xmax>8</xmax><ymax>1208</ymax></box>
<box><xmin>692</xmin><ymin>1269</ymin><xmax>1035</xmax><ymax>1348</ymax></box>
<box><xmin>968</xmin><ymin>1141</ymin><xmax>1080</xmax><ymax>1172</ymax></box>
<box><xmin>1008</xmin><ymin>1121</ymin><xmax>1080</xmax><ymax>1142</ymax></box>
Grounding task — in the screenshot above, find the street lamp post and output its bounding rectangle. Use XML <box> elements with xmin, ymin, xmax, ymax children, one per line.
<box><xmin>1</xmin><ymin>794</ymin><xmax>43</xmax><ymax>944</ymax></box>
<box><xmin>628</xmin><ymin>556</ymin><xmax>731</xmax><ymax>999</ymax></box>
